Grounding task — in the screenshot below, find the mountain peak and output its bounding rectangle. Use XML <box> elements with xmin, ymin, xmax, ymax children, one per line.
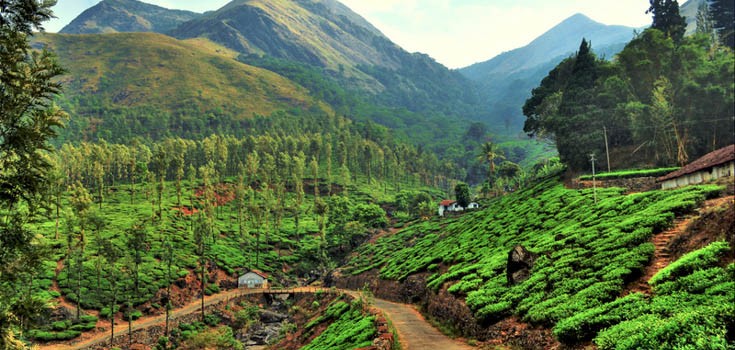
<box><xmin>60</xmin><ymin>0</ymin><xmax>200</xmax><ymax>34</ymax></box>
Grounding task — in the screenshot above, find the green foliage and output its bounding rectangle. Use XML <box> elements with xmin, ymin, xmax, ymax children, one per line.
<box><xmin>649</xmin><ymin>241</ymin><xmax>731</xmax><ymax>286</ymax></box>
<box><xmin>578</xmin><ymin>167</ymin><xmax>679</xmax><ymax>180</ymax></box>
<box><xmin>28</xmin><ymin>313</ymin><xmax>98</xmax><ymax>342</ymax></box>
<box><xmin>352</xmin><ymin>203</ymin><xmax>388</xmax><ymax>229</ymax></box>
<box><xmin>0</xmin><ymin>0</ymin><xmax>66</xmax><ymax>339</ymax></box>
<box><xmin>454</xmin><ymin>183</ymin><xmax>471</xmax><ymax>208</ymax></box>
<box><xmin>345</xmin><ymin>177</ymin><xmax>727</xmax><ymax>346</ymax></box>
<box><xmin>302</xmin><ymin>298</ymin><xmax>376</xmax><ymax>350</ymax></box>
<box><xmin>27</xmin><ymin>329</ymin><xmax>82</xmax><ymax>341</ymax></box>
<box><xmin>524</xmin><ymin>25</ymin><xmax>734</xmax><ymax>171</ymax></box>
<box><xmin>648</xmin><ymin>0</ymin><xmax>687</xmax><ymax>42</ymax></box>
<box><xmin>181</xmin><ymin>325</ymin><xmax>243</xmax><ymax>350</ymax></box>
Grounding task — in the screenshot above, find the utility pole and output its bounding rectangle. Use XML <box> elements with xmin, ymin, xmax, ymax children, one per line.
<box><xmin>590</xmin><ymin>153</ymin><xmax>597</xmax><ymax>204</ymax></box>
<box><xmin>603</xmin><ymin>126</ymin><xmax>611</xmax><ymax>172</ymax></box>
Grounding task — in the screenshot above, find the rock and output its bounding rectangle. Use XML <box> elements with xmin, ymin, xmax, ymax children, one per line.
<box><xmin>249</xmin><ymin>323</ymin><xmax>281</xmax><ymax>344</ymax></box>
<box><xmin>506</xmin><ymin>245</ymin><xmax>538</xmax><ymax>285</ymax></box>
<box><xmin>259</xmin><ymin>310</ymin><xmax>287</xmax><ymax>323</ymax></box>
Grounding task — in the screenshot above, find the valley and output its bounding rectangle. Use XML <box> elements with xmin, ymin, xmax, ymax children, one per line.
<box><xmin>1</xmin><ymin>0</ymin><xmax>733</xmax><ymax>349</ymax></box>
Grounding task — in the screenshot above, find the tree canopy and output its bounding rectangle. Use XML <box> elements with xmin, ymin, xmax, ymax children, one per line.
<box><xmin>523</xmin><ymin>28</ymin><xmax>734</xmax><ymax>172</ymax></box>
<box><xmin>1</xmin><ymin>0</ymin><xmax>65</xmax><ymax>346</ymax></box>
<box><xmin>647</xmin><ymin>0</ymin><xmax>686</xmax><ymax>42</ymax></box>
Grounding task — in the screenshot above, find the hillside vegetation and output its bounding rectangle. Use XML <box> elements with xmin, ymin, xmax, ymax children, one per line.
<box><xmin>171</xmin><ymin>0</ymin><xmax>482</xmax><ymax>119</ymax></box>
<box><xmin>34</xmin><ymin>33</ymin><xmax>327</xmax><ymax>142</ymax></box>
<box><xmin>343</xmin><ymin>176</ymin><xmax>733</xmax><ymax>348</ymax></box>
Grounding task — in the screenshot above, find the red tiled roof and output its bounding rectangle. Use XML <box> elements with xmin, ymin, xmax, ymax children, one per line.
<box><xmin>440</xmin><ymin>200</ymin><xmax>456</xmax><ymax>206</ymax></box>
<box><xmin>249</xmin><ymin>269</ymin><xmax>269</xmax><ymax>279</ymax></box>
<box><xmin>658</xmin><ymin>144</ymin><xmax>735</xmax><ymax>182</ymax></box>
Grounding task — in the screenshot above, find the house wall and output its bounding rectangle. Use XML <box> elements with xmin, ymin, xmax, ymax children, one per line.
<box><xmin>661</xmin><ymin>161</ymin><xmax>735</xmax><ymax>189</ymax></box>
<box><xmin>238</xmin><ymin>272</ymin><xmax>268</xmax><ymax>288</ymax></box>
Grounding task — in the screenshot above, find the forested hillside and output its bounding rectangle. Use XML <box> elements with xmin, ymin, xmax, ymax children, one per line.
<box><xmin>33</xmin><ymin>32</ymin><xmax>329</xmax><ymax>144</ymax></box>
<box><xmin>523</xmin><ymin>1</ymin><xmax>734</xmax><ymax>172</ymax></box>
<box><xmin>460</xmin><ymin>13</ymin><xmax>636</xmax><ymax>132</ymax></box>
<box><xmin>170</xmin><ymin>0</ymin><xmax>483</xmax><ymax>121</ymax></box>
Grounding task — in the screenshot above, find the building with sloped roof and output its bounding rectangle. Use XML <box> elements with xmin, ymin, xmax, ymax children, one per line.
<box><xmin>657</xmin><ymin>145</ymin><xmax>735</xmax><ymax>189</ymax></box>
<box><xmin>238</xmin><ymin>270</ymin><xmax>269</xmax><ymax>289</ymax></box>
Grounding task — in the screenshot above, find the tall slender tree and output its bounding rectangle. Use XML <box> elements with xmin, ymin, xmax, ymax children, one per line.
<box><xmin>647</xmin><ymin>0</ymin><xmax>686</xmax><ymax>42</ymax></box>
<box><xmin>710</xmin><ymin>0</ymin><xmax>735</xmax><ymax>48</ymax></box>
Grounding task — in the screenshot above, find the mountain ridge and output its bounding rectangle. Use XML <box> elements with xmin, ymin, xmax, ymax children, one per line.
<box><xmin>461</xmin><ymin>13</ymin><xmax>636</xmax><ymax>80</ymax></box>
<box><xmin>459</xmin><ymin>13</ymin><xmax>636</xmax><ymax>131</ymax></box>
<box><xmin>60</xmin><ymin>0</ymin><xmax>201</xmax><ymax>34</ymax></box>
<box><xmin>168</xmin><ymin>0</ymin><xmax>481</xmax><ymax>117</ymax></box>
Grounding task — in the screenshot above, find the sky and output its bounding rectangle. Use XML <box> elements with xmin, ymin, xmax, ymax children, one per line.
<box><xmin>46</xmin><ymin>0</ymin><xmax>652</xmax><ymax>68</ymax></box>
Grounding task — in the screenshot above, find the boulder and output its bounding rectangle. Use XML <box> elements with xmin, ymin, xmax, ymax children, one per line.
<box><xmin>259</xmin><ymin>310</ymin><xmax>288</xmax><ymax>323</ymax></box>
<box><xmin>506</xmin><ymin>245</ymin><xmax>538</xmax><ymax>285</ymax></box>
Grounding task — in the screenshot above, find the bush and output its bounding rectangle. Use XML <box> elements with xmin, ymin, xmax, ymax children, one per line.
<box><xmin>100</xmin><ymin>305</ymin><xmax>120</xmax><ymax>319</ymax></box>
<box><xmin>28</xmin><ymin>329</ymin><xmax>82</xmax><ymax>341</ymax></box>
<box><xmin>649</xmin><ymin>241</ymin><xmax>731</xmax><ymax>286</ymax></box>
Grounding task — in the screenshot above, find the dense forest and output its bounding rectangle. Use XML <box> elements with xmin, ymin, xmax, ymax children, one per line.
<box><xmin>523</xmin><ymin>0</ymin><xmax>734</xmax><ymax>172</ymax></box>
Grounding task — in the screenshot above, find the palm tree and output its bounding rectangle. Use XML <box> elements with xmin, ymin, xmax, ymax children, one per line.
<box><xmin>477</xmin><ymin>142</ymin><xmax>505</xmax><ymax>181</ymax></box>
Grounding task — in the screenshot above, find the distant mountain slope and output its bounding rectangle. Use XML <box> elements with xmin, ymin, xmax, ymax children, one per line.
<box><xmin>60</xmin><ymin>0</ymin><xmax>200</xmax><ymax>34</ymax></box>
<box><xmin>462</xmin><ymin>13</ymin><xmax>635</xmax><ymax>80</ymax></box>
<box><xmin>460</xmin><ymin>14</ymin><xmax>636</xmax><ymax>131</ymax></box>
<box><xmin>681</xmin><ymin>0</ymin><xmax>706</xmax><ymax>35</ymax></box>
<box><xmin>169</xmin><ymin>0</ymin><xmax>480</xmax><ymax>116</ymax></box>
<box><xmin>34</xmin><ymin>32</ymin><xmax>326</xmax><ymax>141</ymax></box>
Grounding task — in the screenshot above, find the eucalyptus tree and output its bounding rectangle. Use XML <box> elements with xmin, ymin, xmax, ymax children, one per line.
<box><xmin>125</xmin><ymin>221</ymin><xmax>148</xmax><ymax>298</ymax></box>
<box><xmin>292</xmin><ymin>154</ymin><xmax>306</xmax><ymax>236</ymax></box>
<box><xmin>100</xmin><ymin>239</ymin><xmax>123</xmax><ymax>348</ymax></box>
<box><xmin>193</xmin><ymin>213</ymin><xmax>209</xmax><ymax>322</ymax></box>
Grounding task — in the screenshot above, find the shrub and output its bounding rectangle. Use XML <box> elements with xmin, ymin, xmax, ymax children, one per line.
<box><xmin>649</xmin><ymin>241</ymin><xmax>731</xmax><ymax>286</ymax></box>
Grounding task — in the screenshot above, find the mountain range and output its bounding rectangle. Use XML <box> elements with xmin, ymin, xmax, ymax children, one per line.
<box><xmin>57</xmin><ymin>0</ymin><xmax>710</xmax><ymax>143</ymax></box>
<box><xmin>61</xmin><ymin>0</ymin><xmax>481</xmax><ymax>124</ymax></box>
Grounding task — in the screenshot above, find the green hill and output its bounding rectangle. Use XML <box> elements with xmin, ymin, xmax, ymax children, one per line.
<box><xmin>170</xmin><ymin>0</ymin><xmax>482</xmax><ymax>118</ymax></box>
<box><xmin>34</xmin><ymin>32</ymin><xmax>329</xmax><ymax>142</ymax></box>
<box><xmin>341</xmin><ymin>177</ymin><xmax>734</xmax><ymax>348</ymax></box>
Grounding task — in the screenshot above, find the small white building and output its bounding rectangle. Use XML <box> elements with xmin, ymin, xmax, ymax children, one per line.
<box><xmin>658</xmin><ymin>145</ymin><xmax>735</xmax><ymax>189</ymax></box>
<box><xmin>238</xmin><ymin>270</ymin><xmax>269</xmax><ymax>289</ymax></box>
<box><xmin>467</xmin><ymin>202</ymin><xmax>480</xmax><ymax>210</ymax></box>
<box><xmin>438</xmin><ymin>200</ymin><xmax>463</xmax><ymax>217</ymax></box>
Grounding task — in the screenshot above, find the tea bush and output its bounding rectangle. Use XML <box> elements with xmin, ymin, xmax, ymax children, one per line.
<box><xmin>344</xmin><ymin>177</ymin><xmax>729</xmax><ymax>347</ymax></box>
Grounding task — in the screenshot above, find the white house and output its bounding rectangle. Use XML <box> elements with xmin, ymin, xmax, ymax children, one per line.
<box><xmin>658</xmin><ymin>145</ymin><xmax>735</xmax><ymax>189</ymax></box>
<box><xmin>438</xmin><ymin>200</ymin><xmax>463</xmax><ymax>217</ymax></box>
<box><xmin>238</xmin><ymin>270</ymin><xmax>269</xmax><ymax>289</ymax></box>
<box><xmin>467</xmin><ymin>202</ymin><xmax>480</xmax><ymax>210</ymax></box>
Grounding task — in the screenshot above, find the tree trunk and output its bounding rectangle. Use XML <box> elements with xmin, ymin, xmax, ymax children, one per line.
<box><xmin>200</xmin><ymin>259</ymin><xmax>206</xmax><ymax>322</ymax></box>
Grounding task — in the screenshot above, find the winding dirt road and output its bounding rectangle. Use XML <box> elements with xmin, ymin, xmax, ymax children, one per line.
<box><xmin>39</xmin><ymin>287</ymin><xmax>472</xmax><ymax>350</ymax></box>
<box><xmin>371</xmin><ymin>297</ymin><xmax>473</xmax><ymax>350</ymax></box>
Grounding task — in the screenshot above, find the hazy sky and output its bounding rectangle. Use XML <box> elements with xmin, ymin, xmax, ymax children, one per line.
<box><xmin>46</xmin><ymin>0</ymin><xmax>652</xmax><ymax>68</ymax></box>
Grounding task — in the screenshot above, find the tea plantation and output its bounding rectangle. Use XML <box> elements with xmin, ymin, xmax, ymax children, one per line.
<box><xmin>344</xmin><ymin>177</ymin><xmax>733</xmax><ymax>347</ymax></box>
